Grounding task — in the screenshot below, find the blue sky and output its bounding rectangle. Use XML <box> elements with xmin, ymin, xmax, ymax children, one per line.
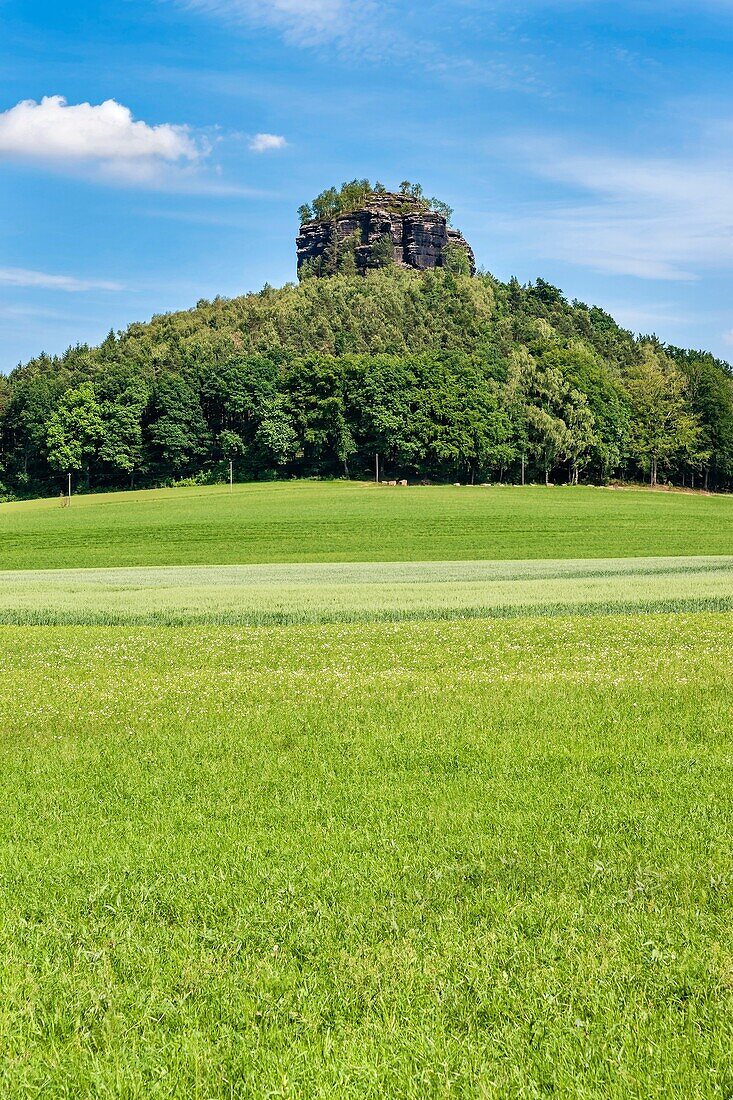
<box><xmin>3</xmin><ymin>0</ymin><xmax>733</xmax><ymax>370</ymax></box>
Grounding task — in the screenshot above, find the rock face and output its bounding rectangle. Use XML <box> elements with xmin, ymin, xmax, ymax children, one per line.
<box><xmin>296</xmin><ymin>192</ymin><xmax>476</xmax><ymax>277</ymax></box>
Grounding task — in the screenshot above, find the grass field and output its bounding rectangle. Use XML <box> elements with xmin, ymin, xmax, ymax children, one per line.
<box><xmin>3</xmin><ymin>481</ymin><xmax>733</xmax><ymax>569</ymax></box>
<box><xmin>2</xmin><ymin>482</ymin><xmax>733</xmax><ymax>1096</ymax></box>
<box><xmin>2</xmin><ymin>613</ymin><xmax>733</xmax><ymax>1097</ymax></box>
<box><xmin>2</xmin><ymin>555</ymin><xmax>733</xmax><ymax>625</ymax></box>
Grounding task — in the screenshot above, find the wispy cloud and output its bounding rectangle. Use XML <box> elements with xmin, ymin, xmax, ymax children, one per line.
<box><xmin>173</xmin><ymin>0</ymin><xmax>550</xmax><ymax>96</ymax></box>
<box><xmin>0</xmin><ymin>304</ymin><xmax>80</xmax><ymax>321</ymax></box>
<box><xmin>503</xmin><ymin>137</ymin><xmax>733</xmax><ymax>281</ymax></box>
<box><xmin>596</xmin><ymin>301</ymin><xmax>699</xmax><ymax>333</ymax></box>
<box><xmin>249</xmin><ymin>132</ymin><xmax>287</xmax><ymax>152</ymax></box>
<box><xmin>179</xmin><ymin>0</ymin><xmax>733</xmax><ymax>48</ymax></box>
<box><xmin>181</xmin><ymin>0</ymin><xmax>371</xmax><ymax>46</ymax></box>
<box><xmin>0</xmin><ymin>266</ymin><xmax>123</xmax><ymax>292</ymax></box>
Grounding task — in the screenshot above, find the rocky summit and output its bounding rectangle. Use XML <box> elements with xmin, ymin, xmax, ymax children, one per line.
<box><xmin>296</xmin><ymin>191</ymin><xmax>476</xmax><ymax>277</ymax></box>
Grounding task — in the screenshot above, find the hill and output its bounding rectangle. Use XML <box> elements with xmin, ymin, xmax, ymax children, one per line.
<box><xmin>2</xmin><ymin>266</ymin><xmax>733</xmax><ymax>499</ymax></box>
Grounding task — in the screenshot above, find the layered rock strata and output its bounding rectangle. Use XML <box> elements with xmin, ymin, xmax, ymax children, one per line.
<box><xmin>296</xmin><ymin>192</ymin><xmax>475</xmax><ymax>276</ymax></box>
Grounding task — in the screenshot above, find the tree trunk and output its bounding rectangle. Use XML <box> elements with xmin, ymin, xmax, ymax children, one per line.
<box><xmin>545</xmin><ymin>466</ymin><xmax>550</xmax><ymax>486</ymax></box>
<box><xmin>650</xmin><ymin>457</ymin><xmax>657</xmax><ymax>487</ymax></box>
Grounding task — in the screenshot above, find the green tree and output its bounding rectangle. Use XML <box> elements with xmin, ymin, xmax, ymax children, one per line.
<box><xmin>218</xmin><ymin>429</ymin><xmax>245</xmax><ymax>459</ymax></box>
<box><xmin>312</xmin><ymin>186</ymin><xmax>340</xmax><ymax>221</ymax></box>
<box><xmin>508</xmin><ymin>352</ymin><xmax>561</xmax><ymax>483</ymax></box>
<box><xmin>442</xmin><ymin>243</ymin><xmax>471</xmax><ymax>276</ymax></box>
<box><xmin>45</xmin><ymin>382</ymin><xmax>104</xmax><ymax>487</ymax></box>
<box><xmin>147</xmin><ymin>375</ymin><xmax>210</xmax><ymax>477</ymax></box>
<box><xmin>3</xmin><ymin>367</ymin><xmax>65</xmax><ymax>488</ymax></box>
<box><xmin>507</xmin><ymin>349</ymin><xmax>598</xmax><ymax>484</ymax></box>
<box><xmin>339</xmin><ymin>250</ymin><xmax>357</xmax><ymax>277</ymax></box>
<box><xmin>336</xmin><ymin>230</ymin><xmax>361</xmax><ymax>276</ymax></box>
<box><xmin>98</xmin><ymin>383</ymin><xmax>149</xmax><ymax>486</ymax></box>
<box><xmin>255</xmin><ymin>396</ymin><xmax>298</xmax><ymax>469</ymax></box>
<box><xmin>671</xmin><ymin>348</ymin><xmax>733</xmax><ymax>488</ymax></box>
<box><xmin>540</xmin><ymin>341</ymin><xmax>629</xmax><ymax>479</ymax></box>
<box><xmin>565</xmin><ymin>394</ymin><xmax>597</xmax><ymax>484</ymax></box>
<box><xmin>430</xmin><ymin>198</ymin><xmax>454</xmax><ymax>223</ymax></box>
<box><xmin>625</xmin><ymin>346</ymin><xmax>702</xmax><ymax>486</ymax></box>
<box><xmin>369</xmin><ymin>234</ymin><xmax>395</xmax><ymax>270</ymax></box>
<box><xmin>298</xmin><ymin>257</ymin><xmax>321</xmax><ymax>281</ymax></box>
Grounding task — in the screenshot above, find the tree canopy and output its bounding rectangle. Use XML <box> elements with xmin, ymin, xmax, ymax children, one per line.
<box><xmin>298</xmin><ymin>180</ymin><xmax>453</xmax><ymax>224</ymax></box>
<box><xmin>1</xmin><ymin>267</ymin><xmax>731</xmax><ymax>498</ymax></box>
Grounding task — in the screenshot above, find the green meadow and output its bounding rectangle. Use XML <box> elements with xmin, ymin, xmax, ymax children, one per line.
<box><xmin>3</xmin><ymin>480</ymin><xmax>733</xmax><ymax>570</ymax></box>
<box><xmin>1</xmin><ymin>482</ymin><xmax>733</xmax><ymax>1097</ymax></box>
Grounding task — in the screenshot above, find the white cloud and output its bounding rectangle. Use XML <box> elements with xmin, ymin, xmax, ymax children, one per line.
<box><xmin>0</xmin><ymin>96</ymin><xmax>204</xmax><ymax>184</ymax></box>
<box><xmin>0</xmin><ymin>266</ymin><xmax>123</xmax><ymax>292</ymax></box>
<box><xmin>249</xmin><ymin>132</ymin><xmax>287</xmax><ymax>152</ymax></box>
<box><xmin>503</xmin><ymin>137</ymin><xmax>733</xmax><ymax>281</ymax></box>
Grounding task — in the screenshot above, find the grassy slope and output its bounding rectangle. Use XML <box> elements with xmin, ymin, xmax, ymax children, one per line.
<box><xmin>2</xmin><ymin>614</ymin><xmax>732</xmax><ymax>1097</ymax></box>
<box><xmin>2</xmin><ymin>556</ymin><xmax>733</xmax><ymax>625</ymax></box>
<box><xmin>3</xmin><ymin>481</ymin><xmax>733</xmax><ymax>570</ymax></box>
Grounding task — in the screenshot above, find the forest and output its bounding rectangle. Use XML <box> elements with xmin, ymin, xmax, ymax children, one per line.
<box><xmin>1</xmin><ymin>266</ymin><xmax>732</xmax><ymax>499</ymax></box>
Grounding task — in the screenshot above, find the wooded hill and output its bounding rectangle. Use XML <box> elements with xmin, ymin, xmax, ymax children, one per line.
<box><xmin>2</xmin><ymin>267</ymin><xmax>732</xmax><ymax>498</ymax></box>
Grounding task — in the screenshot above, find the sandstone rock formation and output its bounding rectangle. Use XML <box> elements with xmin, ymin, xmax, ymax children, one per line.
<box><xmin>297</xmin><ymin>191</ymin><xmax>475</xmax><ymax>277</ymax></box>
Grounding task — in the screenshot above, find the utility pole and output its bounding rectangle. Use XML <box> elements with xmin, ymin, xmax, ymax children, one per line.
<box><xmin>375</xmin><ymin>453</ymin><xmax>380</xmax><ymax>483</ymax></box>
<box><xmin>229</xmin><ymin>459</ymin><xmax>233</xmax><ymax>494</ymax></box>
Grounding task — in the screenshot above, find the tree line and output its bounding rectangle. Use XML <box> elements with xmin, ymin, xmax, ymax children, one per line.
<box><xmin>1</xmin><ymin>267</ymin><xmax>732</xmax><ymax>498</ymax></box>
<box><xmin>298</xmin><ymin>179</ymin><xmax>454</xmax><ymax>225</ymax></box>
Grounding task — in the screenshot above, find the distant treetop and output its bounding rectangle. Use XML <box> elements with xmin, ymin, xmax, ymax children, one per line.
<box><xmin>298</xmin><ymin>180</ymin><xmax>454</xmax><ymax>225</ymax></box>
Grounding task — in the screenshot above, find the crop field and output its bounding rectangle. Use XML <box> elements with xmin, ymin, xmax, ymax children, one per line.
<box><xmin>3</xmin><ymin>480</ymin><xmax>733</xmax><ymax>570</ymax></box>
<box><xmin>1</xmin><ymin>483</ymin><xmax>733</xmax><ymax>1097</ymax></box>
<box><xmin>2</xmin><ymin>555</ymin><xmax>733</xmax><ymax>625</ymax></box>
